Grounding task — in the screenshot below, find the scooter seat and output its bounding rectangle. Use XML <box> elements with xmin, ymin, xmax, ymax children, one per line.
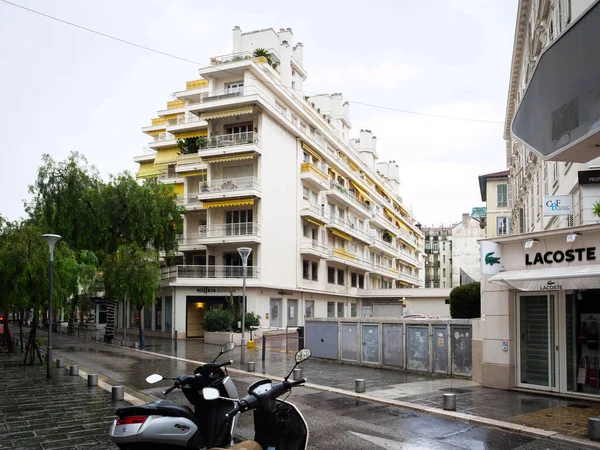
<box><xmin>116</xmin><ymin>400</ymin><xmax>197</xmax><ymax>423</ymax></box>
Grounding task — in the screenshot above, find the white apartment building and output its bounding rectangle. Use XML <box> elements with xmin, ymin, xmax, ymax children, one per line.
<box><xmin>451</xmin><ymin>213</ymin><xmax>485</xmax><ymax>287</ymax></box>
<box><xmin>421</xmin><ymin>226</ymin><xmax>453</xmax><ymax>289</ymax></box>
<box><xmin>505</xmin><ymin>0</ymin><xmax>600</xmax><ymax>233</ymax></box>
<box><xmin>134</xmin><ymin>27</ymin><xmax>424</xmax><ymax>339</ymax></box>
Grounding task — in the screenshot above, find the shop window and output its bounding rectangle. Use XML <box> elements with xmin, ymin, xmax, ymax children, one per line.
<box><xmin>305</xmin><ymin>300</ymin><xmax>314</xmax><ymax>318</ymax></box>
<box><xmin>350</xmin><ymin>303</ymin><xmax>357</xmax><ymax>317</ymax></box>
<box><xmin>327</xmin><ymin>302</ymin><xmax>335</xmax><ymax>317</ymax></box>
<box><xmin>337</xmin><ymin>302</ymin><xmax>344</xmax><ymax>317</ymax></box>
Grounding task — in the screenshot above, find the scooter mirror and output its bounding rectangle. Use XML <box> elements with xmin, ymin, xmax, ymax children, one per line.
<box><xmin>295</xmin><ymin>348</ymin><xmax>311</xmax><ymax>363</ymax></box>
<box><xmin>203</xmin><ymin>387</ymin><xmax>220</xmax><ymax>401</ymax></box>
<box><xmin>146</xmin><ymin>374</ymin><xmax>163</xmax><ymax>384</ymax></box>
<box><xmin>221</xmin><ymin>342</ymin><xmax>235</xmax><ymax>353</ymax></box>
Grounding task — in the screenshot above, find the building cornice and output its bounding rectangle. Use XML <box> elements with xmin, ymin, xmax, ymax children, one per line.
<box><xmin>504</xmin><ymin>0</ymin><xmax>531</xmax><ymax>140</ymax></box>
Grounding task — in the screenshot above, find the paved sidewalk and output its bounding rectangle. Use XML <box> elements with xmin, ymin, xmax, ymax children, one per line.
<box><xmin>0</xmin><ymin>352</ymin><xmax>120</xmax><ymax>449</ymax></box>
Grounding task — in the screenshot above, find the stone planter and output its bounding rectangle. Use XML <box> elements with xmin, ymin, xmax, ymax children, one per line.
<box><xmin>204</xmin><ymin>331</ymin><xmax>248</xmax><ymax>346</ymax></box>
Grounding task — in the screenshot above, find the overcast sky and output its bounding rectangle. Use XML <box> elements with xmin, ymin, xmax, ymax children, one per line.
<box><xmin>0</xmin><ymin>0</ymin><xmax>517</xmax><ymax>227</ymax></box>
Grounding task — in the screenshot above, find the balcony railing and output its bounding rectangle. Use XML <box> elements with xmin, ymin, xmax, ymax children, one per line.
<box><xmin>300</xmin><ymin>162</ymin><xmax>329</xmax><ymax>182</ymax></box>
<box><xmin>370</xmin><ymin>232</ymin><xmax>398</xmax><ymax>252</ymax></box>
<box><xmin>176</xmin><ymin>114</ymin><xmax>201</xmax><ymax>125</ymax></box>
<box><xmin>200</xmin><ymin>177</ymin><xmax>260</xmax><ymax>193</ymax></box>
<box><xmin>329</xmin><ymin>216</ymin><xmax>372</xmax><ymax>242</ymax></box>
<box><xmin>161</xmin><ymin>265</ymin><xmax>260</xmax><ymax>280</ymax></box>
<box><xmin>329</xmin><ymin>181</ymin><xmax>373</xmax><ymax>216</ymax></box>
<box><xmin>200</xmin><ymin>87</ymin><xmax>246</xmax><ymax>103</ymax></box>
<box><xmin>153</xmin><ymin>132</ymin><xmax>175</xmax><ymax>142</ymax></box>
<box><xmin>158</xmin><ymin>168</ymin><xmax>179</xmax><ymax>180</ymax></box>
<box><xmin>300</xmin><ymin>201</ymin><xmax>330</xmax><ymax>221</ymax></box>
<box><xmin>176</xmin><ymin>194</ymin><xmax>201</xmax><ymax>206</ymax></box>
<box><xmin>176</xmin><ymin>153</ymin><xmax>203</xmax><ymax>165</ymax></box>
<box><xmin>329</xmin><ymin>247</ymin><xmax>371</xmax><ymax>269</ymax></box>
<box><xmin>398</xmin><ymin>271</ymin><xmax>421</xmax><ymax>285</ymax></box>
<box><xmin>199</xmin><ymin>132</ymin><xmax>259</xmax><ymax>149</ymax></box>
<box><xmin>197</xmin><ymin>222</ymin><xmax>260</xmax><ymax>238</ymax></box>
<box><xmin>300</xmin><ymin>238</ymin><xmax>328</xmax><ymax>254</ymax></box>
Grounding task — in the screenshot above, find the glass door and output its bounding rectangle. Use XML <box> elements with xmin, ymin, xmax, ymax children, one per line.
<box><xmin>517</xmin><ymin>293</ymin><xmax>558</xmax><ymax>390</ymax></box>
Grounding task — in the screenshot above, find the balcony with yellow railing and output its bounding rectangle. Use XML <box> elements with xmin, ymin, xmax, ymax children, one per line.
<box><xmin>328</xmin><ymin>247</ymin><xmax>371</xmax><ymax>271</ymax></box>
<box><xmin>167</xmin><ymin>99</ymin><xmax>186</xmax><ymax>110</ymax></box>
<box><xmin>300</xmin><ymin>161</ymin><xmax>329</xmax><ymax>191</ymax></box>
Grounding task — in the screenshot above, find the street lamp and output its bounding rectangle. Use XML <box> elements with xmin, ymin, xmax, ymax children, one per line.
<box><xmin>237</xmin><ymin>247</ymin><xmax>252</xmax><ymax>365</ymax></box>
<box><xmin>42</xmin><ymin>234</ymin><xmax>61</xmax><ymax>379</ymax></box>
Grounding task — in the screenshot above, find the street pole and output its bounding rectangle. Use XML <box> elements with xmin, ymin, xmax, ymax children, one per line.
<box><xmin>237</xmin><ymin>247</ymin><xmax>252</xmax><ymax>366</ymax></box>
<box><xmin>42</xmin><ymin>234</ymin><xmax>61</xmax><ymax>379</ymax></box>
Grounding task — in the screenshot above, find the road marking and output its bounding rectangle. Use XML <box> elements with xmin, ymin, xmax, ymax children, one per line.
<box><xmin>349</xmin><ymin>431</ymin><xmax>432</xmax><ymax>449</ymax></box>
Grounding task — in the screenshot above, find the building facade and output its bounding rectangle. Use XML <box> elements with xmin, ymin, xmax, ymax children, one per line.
<box><xmin>451</xmin><ymin>213</ymin><xmax>485</xmax><ymax>287</ymax></box>
<box><xmin>421</xmin><ymin>227</ymin><xmax>453</xmax><ymax>289</ymax></box>
<box><xmin>505</xmin><ymin>0</ymin><xmax>599</xmax><ymax>235</ymax></box>
<box><xmin>478</xmin><ymin>170</ymin><xmax>511</xmax><ymax>238</ymax></box>
<box><xmin>134</xmin><ymin>27</ymin><xmax>425</xmax><ymax>338</ymax></box>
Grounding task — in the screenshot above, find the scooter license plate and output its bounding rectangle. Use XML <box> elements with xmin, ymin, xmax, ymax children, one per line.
<box><xmin>114</xmin><ymin>423</ymin><xmax>142</xmax><ymax>436</ymax></box>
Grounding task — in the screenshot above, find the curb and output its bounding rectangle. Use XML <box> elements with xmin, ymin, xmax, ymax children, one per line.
<box><xmin>52</xmin><ymin>334</ymin><xmax>600</xmax><ymax>449</ymax></box>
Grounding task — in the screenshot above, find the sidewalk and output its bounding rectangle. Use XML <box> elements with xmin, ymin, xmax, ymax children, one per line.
<box><xmin>0</xmin><ymin>351</ymin><xmax>120</xmax><ymax>449</ymax></box>
<box><xmin>8</xmin><ymin>326</ymin><xmax>600</xmax><ymax>448</ymax></box>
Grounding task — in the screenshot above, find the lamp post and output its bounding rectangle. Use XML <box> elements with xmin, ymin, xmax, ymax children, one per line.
<box><xmin>42</xmin><ymin>234</ymin><xmax>61</xmax><ymax>379</ymax></box>
<box><xmin>237</xmin><ymin>247</ymin><xmax>252</xmax><ymax>365</ymax></box>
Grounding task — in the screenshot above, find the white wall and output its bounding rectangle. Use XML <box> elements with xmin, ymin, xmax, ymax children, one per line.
<box><xmin>403</xmin><ymin>298</ymin><xmax>450</xmax><ymax>318</ymax></box>
<box><xmin>452</xmin><ymin>215</ymin><xmax>485</xmax><ymax>286</ymax></box>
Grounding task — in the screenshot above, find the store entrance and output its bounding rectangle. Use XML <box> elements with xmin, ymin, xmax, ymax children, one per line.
<box><xmin>517</xmin><ymin>293</ymin><xmax>558</xmax><ymax>391</ymax></box>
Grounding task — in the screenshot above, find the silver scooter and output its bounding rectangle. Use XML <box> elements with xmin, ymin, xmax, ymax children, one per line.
<box><xmin>109</xmin><ymin>342</ymin><xmax>239</xmax><ymax>450</ymax></box>
<box><xmin>205</xmin><ymin>348</ymin><xmax>311</xmax><ymax>450</ymax></box>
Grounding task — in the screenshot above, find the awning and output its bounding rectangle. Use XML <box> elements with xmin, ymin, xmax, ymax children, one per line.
<box><xmin>154</xmin><ymin>147</ymin><xmax>180</xmax><ymax>165</ymax></box>
<box><xmin>384</xmin><ymin>207</ymin><xmax>396</xmax><ymax>219</ymax></box>
<box><xmin>201</xmin><ymin>107</ymin><xmax>254</xmax><ymax>120</ymax></box>
<box><xmin>146</xmin><ymin>129</ymin><xmax>165</xmax><ymax>136</ymax></box>
<box><xmin>179</xmin><ymin>169</ymin><xmax>207</xmax><ymax>177</ymax></box>
<box><xmin>136</xmin><ymin>162</ymin><xmax>158</xmax><ymax>179</ymax></box>
<box><xmin>301</xmin><ymin>142</ymin><xmax>321</xmax><ymax>161</ymax></box>
<box><xmin>151</xmin><ymin>118</ymin><xmax>166</xmax><ymax>126</ymax></box>
<box><xmin>202</xmin><ymin>198</ymin><xmax>254</xmax><ymax>208</ymax></box>
<box><xmin>347</xmin><ymin>160</ymin><xmax>359</xmax><ymax>171</ymax></box>
<box><xmin>172</xmin><ymin>130</ymin><xmax>208</xmax><ymax>139</ymax></box>
<box><xmin>162</xmin><ymin>113</ymin><xmax>180</xmax><ymax>120</ymax></box>
<box><xmin>202</xmin><ymin>153</ymin><xmax>254</xmax><ymax>164</ymax></box>
<box><xmin>489</xmin><ymin>265</ymin><xmax>600</xmax><ymax>291</ymax></box>
<box><xmin>173</xmin><ymin>183</ymin><xmax>184</xmax><ymax>195</ymax></box>
<box><xmin>305</xmin><ymin>217</ymin><xmax>324</xmax><ymax>227</ymax></box>
<box><xmin>332</xmin><ymin>229</ymin><xmax>352</xmax><ymax>242</ymax></box>
<box><xmin>350</xmin><ymin>181</ymin><xmax>373</xmax><ymax>203</ymax></box>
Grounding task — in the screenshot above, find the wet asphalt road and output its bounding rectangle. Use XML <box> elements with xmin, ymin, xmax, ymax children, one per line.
<box><xmin>48</xmin><ymin>335</ymin><xmax>584</xmax><ymax>450</ymax></box>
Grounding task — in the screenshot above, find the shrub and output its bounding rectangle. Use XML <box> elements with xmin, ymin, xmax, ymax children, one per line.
<box><xmin>245</xmin><ymin>312</ymin><xmax>261</xmax><ymax>329</ymax></box>
<box><xmin>449</xmin><ymin>282</ymin><xmax>481</xmax><ymax>318</ymax></box>
<box><xmin>203</xmin><ymin>309</ymin><xmax>234</xmax><ymax>332</ymax></box>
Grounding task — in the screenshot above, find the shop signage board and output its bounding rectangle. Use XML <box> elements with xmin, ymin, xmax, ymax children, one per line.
<box><xmin>543</xmin><ymin>195</ymin><xmax>572</xmax><ymax>216</ymax></box>
<box><xmin>481</xmin><ymin>241</ymin><xmax>503</xmax><ymax>275</ymax></box>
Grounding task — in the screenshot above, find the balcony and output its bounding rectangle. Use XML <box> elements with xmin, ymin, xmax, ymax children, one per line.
<box><xmin>161</xmin><ymin>265</ymin><xmax>260</xmax><ymax>282</ymax></box>
<box><xmin>369</xmin><ymin>233</ymin><xmax>398</xmax><ymax>258</ymax></box>
<box><xmin>194</xmin><ymin>222</ymin><xmax>261</xmax><ymax>245</ymax></box>
<box><xmin>328</xmin><ymin>216</ymin><xmax>372</xmax><ymax>245</ymax></box>
<box><xmin>300</xmin><ymin>201</ymin><xmax>330</xmax><ymax>225</ymax></box>
<box><xmin>198</xmin><ymin>132</ymin><xmax>261</xmax><ymax>159</ymax></box>
<box><xmin>167</xmin><ymin>114</ymin><xmax>207</xmax><ymax>134</ymax></box>
<box><xmin>300</xmin><ymin>238</ymin><xmax>329</xmax><ymax>259</ymax></box>
<box><xmin>398</xmin><ymin>228</ymin><xmax>419</xmax><ymax>248</ymax></box>
<box><xmin>300</xmin><ymin>162</ymin><xmax>329</xmax><ymax>191</ymax></box>
<box><xmin>398</xmin><ymin>249</ymin><xmax>422</xmax><ymax>268</ymax></box>
<box><xmin>328</xmin><ymin>247</ymin><xmax>371</xmax><ymax>271</ymax></box>
<box><xmin>326</xmin><ymin>181</ymin><xmax>373</xmax><ymax>218</ymax></box>
<box><xmin>372</xmin><ymin>211</ymin><xmax>400</xmax><ymax>236</ymax></box>
<box><xmin>148</xmin><ymin>132</ymin><xmax>176</xmax><ymax>149</ymax></box>
<box><xmin>372</xmin><ymin>263</ymin><xmax>398</xmax><ymax>279</ymax></box>
<box><xmin>176</xmin><ymin>194</ymin><xmax>203</xmax><ymax>211</ymax></box>
<box><xmin>198</xmin><ymin>177</ymin><xmax>261</xmax><ymax>201</ymax></box>
<box><xmin>176</xmin><ymin>153</ymin><xmax>203</xmax><ymax>167</ymax></box>
<box><xmin>399</xmin><ymin>271</ymin><xmax>422</xmax><ymax>286</ymax></box>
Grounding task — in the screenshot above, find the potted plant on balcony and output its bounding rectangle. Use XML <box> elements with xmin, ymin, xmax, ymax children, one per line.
<box><xmin>200</xmin><ymin>181</ymin><xmax>209</xmax><ymax>192</ymax></box>
<box><xmin>196</xmin><ymin>136</ymin><xmax>207</xmax><ymax>149</ymax></box>
<box><xmin>252</xmin><ymin>48</ymin><xmax>272</xmax><ymax>65</ymax></box>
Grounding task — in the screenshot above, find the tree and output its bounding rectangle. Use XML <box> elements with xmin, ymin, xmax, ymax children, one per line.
<box><xmin>66</xmin><ymin>250</ymin><xmax>101</xmax><ymax>338</ymax></box>
<box><xmin>449</xmin><ymin>282</ymin><xmax>481</xmax><ymax>319</ymax></box>
<box><xmin>103</xmin><ymin>244</ymin><xmax>160</xmax><ymax>349</ymax></box>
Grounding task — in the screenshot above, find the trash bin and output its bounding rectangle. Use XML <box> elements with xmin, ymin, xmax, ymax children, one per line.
<box><xmin>297</xmin><ymin>326</ymin><xmax>305</xmax><ymax>350</ymax></box>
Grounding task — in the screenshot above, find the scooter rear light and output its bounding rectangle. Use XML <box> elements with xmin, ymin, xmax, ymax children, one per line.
<box><xmin>116</xmin><ymin>416</ymin><xmax>148</xmax><ymax>425</ymax></box>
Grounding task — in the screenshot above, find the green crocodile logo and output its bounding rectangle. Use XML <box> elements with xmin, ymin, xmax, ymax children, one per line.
<box><xmin>547</xmin><ymin>281</ymin><xmax>555</xmax><ymax>285</ymax></box>
<box><xmin>485</xmin><ymin>252</ymin><xmax>501</xmax><ymax>266</ymax></box>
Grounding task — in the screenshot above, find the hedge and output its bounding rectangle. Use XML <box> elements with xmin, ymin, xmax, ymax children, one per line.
<box><xmin>449</xmin><ymin>282</ymin><xmax>481</xmax><ymax>318</ymax></box>
<box><xmin>203</xmin><ymin>309</ymin><xmax>234</xmax><ymax>332</ymax></box>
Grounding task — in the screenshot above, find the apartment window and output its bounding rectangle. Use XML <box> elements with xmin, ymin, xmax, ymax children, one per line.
<box><xmin>443</xmin><ymin>255</ymin><xmax>446</xmax><ymax>263</ymax></box>
<box><xmin>425</xmin><ymin>241</ymin><xmax>431</xmax><ymax>250</ymax></box>
<box><xmin>225</xmin><ymin>123</ymin><xmax>252</xmax><ymax>137</ymax></box>
<box><xmin>303</xmin><ymin>186</ymin><xmax>309</xmax><ymax>200</ymax></box>
<box><xmin>302</xmin><ymin>260</ymin><xmax>310</xmax><ymax>279</ymax></box>
<box><xmin>225</xmin><ymin>209</ymin><xmax>253</xmax><ymax>235</ymax></box>
<box><xmin>358</xmin><ymin>274</ymin><xmax>365</xmax><ymax>289</ymax></box>
<box><xmin>305</xmin><ymin>300</ymin><xmax>314</xmax><ymax>318</ymax></box>
<box><xmin>442</xmin><ymin>241</ymin><xmax>445</xmax><ymax>250</ymax></box>
<box><xmin>425</xmin><ymin>282</ymin><xmax>430</xmax><ymax>288</ymax></box>
<box><xmin>328</xmin><ymin>267</ymin><xmax>335</xmax><ymax>284</ymax></box>
<box><xmin>311</xmin><ymin>262</ymin><xmax>318</xmax><ymax>281</ymax></box>
<box><xmin>443</xmin><ymin>268</ymin><xmax>446</xmax><ymax>277</ymax></box>
<box><xmin>434</xmin><ymin>282</ymin><xmax>439</xmax><ymax>288</ymax></box>
<box><xmin>311</xmin><ymin>191</ymin><xmax>318</xmax><ymax>204</ymax></box>
<box><xmin>327</xmin><ymin>302</ymin><xmax>335</xmax><ymax>317</ymax></box>
<box><xmin>337</xmin><ymin>269</ymin><xmax>344</xmax><ymax>286</ymax></box>
<box><xmin>433</xmin><ymin>242</ymin><xmax>439</xmax><ymax>252</ymax></box>
<box><xmin>351</xmin><ymin>273</ymin><xmax>357</xmax><ymax>287</ymax></box>
<box><xmin>225</xmin><ymin>81</ymin><xmax>243</xmax><ymax>94</ymax></box>
<box><xmin>497</xmin><ymin>184</ymin><xmax>507</xmax><ymax>207</ymax></box>
<box><xmin>497</xmin><ymin>216</ymin><xmax>510</xmax><ymax>235</ymax></box>
<box><xmin>350</xmin><ymin>303</ymin><xmax>357</xmax><ymax>317</ymax></box>
<box><xmin>337</xmin><ymin>302</ymin><xmax>344</xmax><ymax>317</ymax></box>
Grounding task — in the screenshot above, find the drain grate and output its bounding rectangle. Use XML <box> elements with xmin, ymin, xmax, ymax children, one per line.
<box><xmin>567</xmin><ymin>404</ymin><xmax>593</xmax><ymax>409</ymax></box>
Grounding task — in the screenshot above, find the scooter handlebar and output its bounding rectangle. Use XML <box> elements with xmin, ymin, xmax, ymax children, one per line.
<box><xmin>287</xmin><ymin>378</ymin><xmax>306</xmax><ymax>387</ymax></box>
<box><xmin>219</xmin><ymin>360</ymin><xmax>233</xmax><ymax>368</ymax></box>
<box><xmin>163</xmin><ymin>382</ymin><xmax>179</xmax><ymax>396</ymax></box>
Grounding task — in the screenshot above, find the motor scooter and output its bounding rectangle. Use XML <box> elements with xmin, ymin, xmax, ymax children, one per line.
<box><xmin>205</xmin><ymin>348</ymin><xmax>311</xmax><ymax>450</ymax></box>
<box><xmin>109</xmin><ymin>342</ymin><xmax>239</xmax><ymax>450</ymax></box>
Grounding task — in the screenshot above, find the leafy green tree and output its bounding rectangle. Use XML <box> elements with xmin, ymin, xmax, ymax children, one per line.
<box><xmin>66</xmin><ymin>250</ymin><xmax>101</xmax><ymax>337</ymax></box>
<box><xmin>103</xmin><ymin>244</ymin><xmax>160</xmax><ymax>348</ymax></box>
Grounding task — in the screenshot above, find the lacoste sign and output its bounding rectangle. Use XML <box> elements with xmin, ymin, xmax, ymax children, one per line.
<box><xmin>541</xmin><ymin>281</ymin><xmax>563</xmax><ymax>291</ymax></box>
<box><xmin>485</xmin><ymin>252</ymin><xmax>501</xmax><ymax>266</ymax></box>
<box><xmin>525</xmin><ymin>247</ymin><xmax>596</xmax><ymax>265</ymax></box>
<box><xmin>481</xmin><ymin>242</ymin><xmax>502</xmax><ymax>275</ymax></box>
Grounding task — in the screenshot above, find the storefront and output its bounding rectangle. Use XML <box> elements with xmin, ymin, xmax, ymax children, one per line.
<box><xmin>476</xmin><ymin>224</ymin><xmax>600</xmax><ymax>398</ymax></box>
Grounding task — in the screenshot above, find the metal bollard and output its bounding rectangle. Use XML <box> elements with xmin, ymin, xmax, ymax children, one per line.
<box><xmin>355</xmin><ymin>379</ymin><xmax>366</xmax><ymax>393</ymax></box>
<box><xmin>443</xmin><ymin>393</ymin><xmax>456</xmax><ymax>411</ymax></box>
<box><xmin>112</xmin><ymin>386</ymin><xmax>125</xmax><ymax>402</ymax></box>
<box><xmin>589</xmin><ymin>418</ymin><xmax>600</xmax><ymax>441</ymax></box>
<box><xmin>88</xmin><ymin>374</ymin><xmax>98</xmax><ymax>387</ymax></box>
<box><xmin>262</xmin><ymin>334</ymin><xmax>266</xmax><ymax>363</ymax></box>
<box><xmin>56</xmin><ymin>358</ymin><xmax>64</xmax><ymax>368</ymax></box>
<box><xmin>134</xmin><ymin>342</ymin><xmax>139</xmax><ymax>349</ymax></box>
<box><xmin>293</xmin><ymin>368</ymin><xmax>303</xmax><ymax>381</ymax></box>
<box><xmin>247</xmin><ymin>362</ymin><xmax>255</xmax><ymax>372</ymax></box>
<box><xmin>69</xmin><ymin>365</ymin><xmax>79</xmax><ymax>376</ymax></box>
<box><xmin>120</xmin><ymin>340</ymin><xmax>125</xmax><ymax>347</ymax></box>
